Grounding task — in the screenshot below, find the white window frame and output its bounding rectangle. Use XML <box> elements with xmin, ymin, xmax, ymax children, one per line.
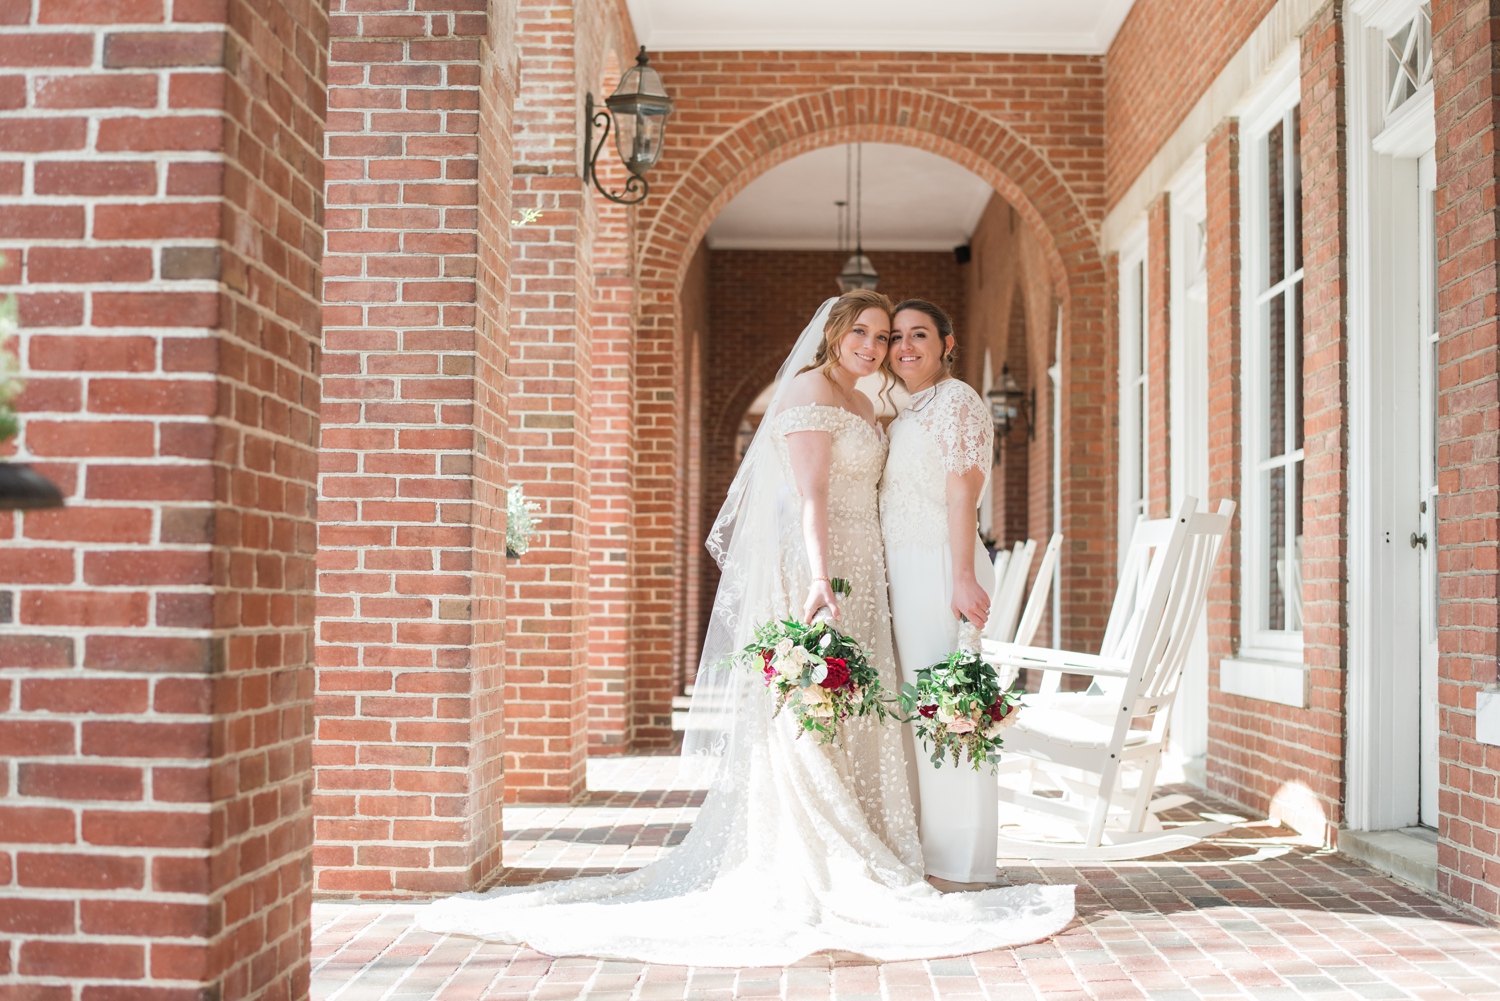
<box><xmin>1238</xmin><ymin>68</ymin><xmax>1305</xmax><ymax>661</ymax></box>
<box><xmin>1117</xmin><ymin>226</ymin><xmax>1149</xmax><ymax>568</ymax></box>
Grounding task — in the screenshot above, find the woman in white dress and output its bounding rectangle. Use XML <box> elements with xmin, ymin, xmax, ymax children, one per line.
<box><xmin>880</xmin><ymin>299</ymin><xmax>1000</xmax><ymax>886</ymax></box>
<box><xmin>416</xmin><ymin>292</ymin><xmax>1071</xmax><ymax>965</ymax></box>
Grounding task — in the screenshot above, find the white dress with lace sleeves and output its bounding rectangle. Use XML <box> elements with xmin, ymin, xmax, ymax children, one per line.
<box><xmin>880</xmin><ymin>378</ymin><xmax>1000</xmax><ymax>883</ymax></box>
<box><xmin>414</xmin><ymin>396</ymin><xmax>1073</xmax><ymax>965</ymax></box>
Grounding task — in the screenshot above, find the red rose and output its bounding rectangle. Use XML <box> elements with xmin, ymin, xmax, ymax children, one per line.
<box><xmin>761</xmin><ymin>649</ymin><xmax>773</xmax><ymax>667</ymax></box>
<box><xmin>820</xmin><ymin>657</ymin><xmax>851</xmax><ymax>689</ymax></box>
<box><xmin>988</xmin><ymin>701</ymin><xmax>1011</xmax><ymax>721</ymax></box>
<box><xmin>918</xmin><ymin>704</ymin><xmax>938</xmax><ymax>718</ymax></box>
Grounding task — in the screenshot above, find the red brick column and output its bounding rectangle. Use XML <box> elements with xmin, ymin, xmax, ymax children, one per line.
<box><xmin>582</xmin><ymin>48</ymin><xmax>636</xmax><ymax>750</ymax></box>
<box><xmin>1432</xmin><ymin>0</ymin><xmax>1500</xmax><ymax>917</ymax></box>
<box><xmin>1146</xmin><ymin>193</ymin><xmax>1172</xmax><ymax>519</ymax></box>
<box><xmin>0</xmin><ymin>0</ymin><xmax>324</xmax><ymax>996</ymax></box>
<box><xmin>1203</xmin><ymin>118</ymin><xmax>1247</xmax><ymax>809</ymax></box>
<box><xmin>1295</xmin><ymin>0</ymin><xmax>1349</xmax><ymax>836</ymax></box>
<box><xmin>586</xmin><ymin>77</ymin><xmax>637</xmax><ymax>753</ymax></box>
<box><xmin>504</xmin><ymin>0</ymin><xmax>595</xmax><ymax>802</ymax></box>
<box><xmin>313</xmin><ymin>0</ymin><xmax>512</xmax><ymax>893</ymax></box>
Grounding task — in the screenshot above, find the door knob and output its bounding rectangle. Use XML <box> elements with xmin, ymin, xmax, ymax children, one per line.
<box><xmin>1410</xmin><ymin>532</ymin><xmax>1428</xmax><ymax>549</ymax></box>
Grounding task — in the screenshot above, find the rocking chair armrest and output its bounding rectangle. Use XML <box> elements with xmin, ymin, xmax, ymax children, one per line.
<box><xmin>980</xmin><ymin>641</ymin><xmax>1132</xmax><ymax>678</ymax></box>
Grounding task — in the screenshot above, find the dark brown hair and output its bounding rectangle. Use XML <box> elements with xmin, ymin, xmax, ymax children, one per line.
<box><xmin>891</xmin><ymin>298</ymin><xmax>957</xmax><ymax>378</ymax></box>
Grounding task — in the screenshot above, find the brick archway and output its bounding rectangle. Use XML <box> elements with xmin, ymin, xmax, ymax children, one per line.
<box><xmin>642</xmin><ymin>93</ymin><xmax>1090</xmax><ymax>297</ymax></box>
<box><xmin>625</xmin><ymin>82</ymin><xmax>1116</xmax><ymax>733</ymax></box>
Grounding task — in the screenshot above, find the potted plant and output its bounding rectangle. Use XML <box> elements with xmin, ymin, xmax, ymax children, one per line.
<box><xmin>0</xmin><ymin>295</ymin><xmax>63</xmax><ymax>510</ymax></box>
<box><xmin>506</xmin><ymin>484</ymin><xmax>540</xmax><ymax>558</ymax></box>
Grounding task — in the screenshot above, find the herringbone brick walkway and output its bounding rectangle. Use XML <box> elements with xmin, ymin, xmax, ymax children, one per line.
<box><xmin>311</xmin><ymin>757</ymin><xmax>1500</xmax><ymax>1001</ymax></box>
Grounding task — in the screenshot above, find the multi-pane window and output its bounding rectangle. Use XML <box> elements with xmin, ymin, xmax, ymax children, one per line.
<box><xmin>1254</xmin><ymin>104</ymin><xmax>1305</xmax><ymax>634</ymax></box>
<box><xmin>1385</xmin><ymin>4</ymin><xmax>1432</xmax><ymax>116</ymax></box>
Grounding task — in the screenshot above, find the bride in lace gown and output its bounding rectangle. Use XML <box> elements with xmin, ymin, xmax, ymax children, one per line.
<box><xmin>417</xmin><ymin>292</ymin><xmax>1073</xmax><ymax>966</ymax></box>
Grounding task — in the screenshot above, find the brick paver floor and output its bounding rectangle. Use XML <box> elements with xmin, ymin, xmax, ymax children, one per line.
<box><xmin>312</xmin><ymin>756</ymin><xmax>1500</xmax><ymax>1001</ymax></box>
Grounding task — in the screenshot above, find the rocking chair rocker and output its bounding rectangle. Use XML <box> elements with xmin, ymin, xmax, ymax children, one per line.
<box><xmin>982</xmin><ymin>496</ymin><xmax>1234</xmax><ymax>861</ymax></box>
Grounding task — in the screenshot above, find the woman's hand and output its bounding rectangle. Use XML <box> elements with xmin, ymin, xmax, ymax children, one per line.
<box><xmin>804</xmin><ymin>578</ymin><xmax>840</xmax><ymax>624</ymax></box>
<box><xmin>951</xmin><ymin>574</ymin><xmax>990</xmax><ymax>631</ymax></box>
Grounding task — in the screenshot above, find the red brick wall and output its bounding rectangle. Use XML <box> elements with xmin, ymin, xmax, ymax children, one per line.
<box><xmin>465</xmin><ymin>0</ymin><xmax>518</xmax><ymax>900</ymax></box>
<box><xmin>502</xmin><ymin>0</ymin><xmax>636</xmax><ymax>801</ymax></box>
<box><xmin>1432</xmin><ymin>0</ymin><xmax>1500</xmax><ymax>917</ymax></box>
<box><xmin>586</xmin><ymin>54</ymin><xmax>641</xmax><ymax>756</ymax></box>
<box><xmin>1203</xmin><ymin>118</ymin><xmax>1248</xmax><ymax>818</ymax></box>
<box><xmin>314</xmin><ymin>0</ymin><xmax>514</xmax><ymax>894</ymax></box>
<box><xmin>1295</xmin><ymin>1</ymin><xmax>1350</xmax><ymax>837</ymax></box>
<box><xmin>585</xmin><ymin>216</ymin><xmax>636</xmax><ymax>752</ymax></box>
<box><xmin>502</xmin><ymin>0</ymin><xmax>596</xmax><ymax>805</ymax></box>
<box><xmin>1205</xmin><ymin>8</ymin><xmax>1346</xmax><ymax>843</ymax></box>
<box><xmin>1106</xmin><ymin>0</ymin><xmax>1279</xmax><ymax>209</ymax></box>
<box><xmin>0</xmin><ymin>0</ymin><xmax>325</xmax><ymax>996</ymax></box>
<box><xmin>695</xmin><ymin>249</ymin><xmax>968</xmax><ymax>644</ymax></box>
<box><xmin>963</xmin><ymin>192</ymin><xmax>1059</xmax><ymax>641</ymax></box>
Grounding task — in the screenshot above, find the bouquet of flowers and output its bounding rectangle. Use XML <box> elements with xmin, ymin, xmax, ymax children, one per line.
<box><xmin>739</xmin><ymin>578</ymin><xmax>897</xmax><ymax>744</ymax></box>
<box><xmin>900</xmin><ymin>621</ymin><xmax>1023</xmax><ymax>771</ymax></box>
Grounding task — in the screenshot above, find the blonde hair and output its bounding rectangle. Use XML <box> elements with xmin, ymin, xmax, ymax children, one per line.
<box><xmin>799</xmin><ymin>289</ymin><xmax>894</xmax><ymax>381</ymax></box>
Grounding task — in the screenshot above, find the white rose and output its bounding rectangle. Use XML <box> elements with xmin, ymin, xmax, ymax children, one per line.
<box><xmin>775</xmin><ymin>639</ymin><xmax>795</xmax><ymax>658</ymax></box>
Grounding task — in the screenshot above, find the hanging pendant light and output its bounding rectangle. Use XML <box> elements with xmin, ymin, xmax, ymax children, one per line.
<box><xmin>837</xmin><ymin>144</ymin><xmax>879</xmax><ymax>292</ymax></box>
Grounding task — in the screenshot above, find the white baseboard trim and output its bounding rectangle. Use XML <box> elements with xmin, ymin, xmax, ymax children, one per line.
<box><xmin>1219</xmin><ymin>657</ymin><xmax>1309</xmax><ymax>708</ymax></box>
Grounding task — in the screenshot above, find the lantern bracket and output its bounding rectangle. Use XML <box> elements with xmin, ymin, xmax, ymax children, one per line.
<box><xmin>584</xmin><ymin>91</ymin><xmax>649</xmax><ymax>205</ymax></box>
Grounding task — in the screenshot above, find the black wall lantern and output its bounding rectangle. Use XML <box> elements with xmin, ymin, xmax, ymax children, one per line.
<box><xmin>986</xmin><ymin>364</ymin><xmax>1034</xmax><ymax>454</ymax></box>
<box><xmin>584</xmin><ymin>47</ymin><xmax>674</xmax><ymax>205</ymax></box>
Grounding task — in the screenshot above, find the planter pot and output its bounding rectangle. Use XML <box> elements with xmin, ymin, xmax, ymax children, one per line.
<box><xmin>0</xmin><ymin>462</ymin><xmax>64</xmax><ymax>510</ymax></box>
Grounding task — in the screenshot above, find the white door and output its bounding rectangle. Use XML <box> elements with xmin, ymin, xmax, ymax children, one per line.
<box><xmin>1417</xmin><ymin>150</ymin><xmax>1439</xmax><ymax>827</ymax></box>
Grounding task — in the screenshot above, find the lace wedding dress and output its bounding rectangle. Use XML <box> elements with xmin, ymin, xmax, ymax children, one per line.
<box><xmin>417</xmin><ymin>301</ymin><xmax>1073</xmax><ymax>966</ymax></box>
<box><xmin>881</xmin><ymin>377</ymin><xmax>1000</xmax><ymax>883</ymax></box>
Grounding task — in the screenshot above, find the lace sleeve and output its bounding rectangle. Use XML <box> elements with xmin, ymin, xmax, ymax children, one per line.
<box><xmin>771</xmin><ymin>404</ymin><xmax>849</xmax><ymax>436</ymax></box>
<box><xmin>932</xmin><ymin>382</ymin><xmax>993</xmax><ymax>474</ymax></box>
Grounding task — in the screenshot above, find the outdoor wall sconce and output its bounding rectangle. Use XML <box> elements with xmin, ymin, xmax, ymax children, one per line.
<box><xmin>584</xmin><ymin>47</ymin><xmax>675</xmax><ymax>205</ymax></box>
<box><xmin>987</xmin><ymin>364</ymin><xmax>1034</xmax><ymax>455</ymax></box>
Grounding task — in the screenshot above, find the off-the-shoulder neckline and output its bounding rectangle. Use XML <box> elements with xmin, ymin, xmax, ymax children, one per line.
<box><xmin>776</xmin><ymin>402</ymin><xmax>882</xmax><ymax>436</ymax></box>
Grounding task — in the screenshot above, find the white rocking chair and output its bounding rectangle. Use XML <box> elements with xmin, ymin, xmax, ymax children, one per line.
<box><xmin>982</xmin><ymin>496</ymin><xmax>1234</xmax><ymax>860</ymax></box>
<box><xmin>984</xmin><ymin>539</ymin><xmax>1035</xmax><ymax>643</ymax></box>
<box><xmin>1010</xmin><ymin>533</ymin><xmax>1061</xmax><ymax>648</ymax></box>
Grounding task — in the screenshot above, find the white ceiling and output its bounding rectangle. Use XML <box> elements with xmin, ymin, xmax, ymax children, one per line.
<box><xmin>705</xmin><ymin>143</ymin><xmax>995</xmax><ymax>252</ymax></box>
<box><xmin>626</xmin><ymin>0</ymin><xmax>1137</xmax><ymax>55</ymax></box>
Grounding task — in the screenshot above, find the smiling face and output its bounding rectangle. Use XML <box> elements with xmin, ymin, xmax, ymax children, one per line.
<box><xmin>834</xmin><ymin>306</ymin><xmax>891</xmax><ymax>379</ymax></box>
<box><xmin>889</xmin><ymin>308</ymin><xmax>954</xmax><ymax>389</ymax></box>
